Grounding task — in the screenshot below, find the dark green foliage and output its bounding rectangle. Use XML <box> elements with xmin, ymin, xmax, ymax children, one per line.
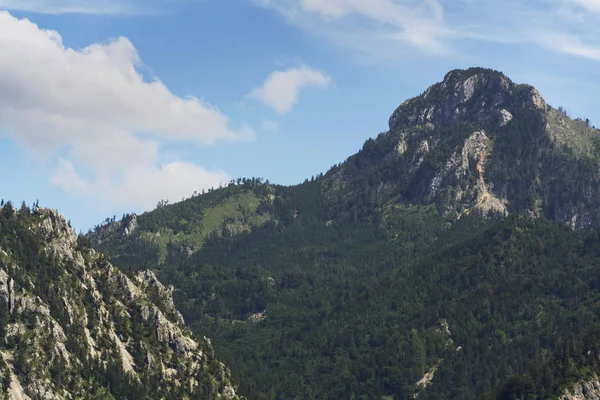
<box><xmin>76</xmin><ymin>233</ymin><xmax>92</xmax><ymax>251</ymax></box>
<box><xmin>0</xmin><ymin>203</ymin><xmax>234</xmax><ymax>399</ymax></box>
<box><xmin>86</xmin><ymin>68</ymin><xmax>600</xmax><ymax>399</ymax></box>
<box><xmin>487</xmin><ymin>106</ymin><xmax>547</xmax><ymax>212</ymax></box>
<box><xmin>92</xmin><ymin>188</ymin><xmax>600</xmax><ymax>399</ymax></box>
<box><xmin>91</xmin><ymin>191</ymin><xmax>493</xmax><ymax>399</ymax></box>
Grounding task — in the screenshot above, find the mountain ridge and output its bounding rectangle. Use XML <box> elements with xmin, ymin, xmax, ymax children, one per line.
<box><xmin>325</xmin><ymin>67</ymin><xmax>600</xmax><ymax>228</ymax></box>
<box><xmin>89</xmin><ymin>67</ymin><xmax>600</xmax><ymax>247</ymax></box>
<box><xmin>0</xmin><ymin>204</ymin><xmax>240</xmax><ymax>399</ymax></box>
<box><xmin>86</xmin><ymin>67</ymin><xmax>600</xmax><ymax>399</ymax></box>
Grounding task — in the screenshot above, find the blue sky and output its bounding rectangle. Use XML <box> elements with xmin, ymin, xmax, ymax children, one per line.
<box><xmin>0</xmin><ymin>0</ymin><xmax>599</xmax><ymax>231</ymax></box>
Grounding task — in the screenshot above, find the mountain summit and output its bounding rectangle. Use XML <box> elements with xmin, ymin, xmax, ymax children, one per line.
<box><xmin>325</xmin><ymin>67</ymin><xmax>600</xmax><ymax>229</ymax></box>
<box><xmin>389</xmin><ymin>68</ymin><xmax>546</xmax><ymax>132</ymax></box>
<box><xmin>87</xmin><ymin>67</ymin><xmax>600</xmax><ymax>399</ymax></box>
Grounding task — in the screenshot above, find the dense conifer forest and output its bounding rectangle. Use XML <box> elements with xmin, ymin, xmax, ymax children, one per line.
<box><xmin>89</xmin><ymin>180</ymin><xmax>600</xmax><ymax>399</ymax></box>
<box><xmin>87</xmin><ymin>68</ymin><xmax>600</xmax><ymax>398</ymax></box>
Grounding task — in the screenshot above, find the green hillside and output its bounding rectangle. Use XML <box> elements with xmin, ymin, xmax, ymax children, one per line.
<box><xmin>89</xmin><ymin>68</ymin><xmax>600</xmax><ymax>399</ymax></box>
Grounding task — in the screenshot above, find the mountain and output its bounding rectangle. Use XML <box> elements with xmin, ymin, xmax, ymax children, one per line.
<box><xmin>325</xmin><ymin>67</ymin><xmax>600</xmax><ymax>228</ymax></box>
<box><xmin>0</xmin><ymin>203</ymin><xmax>240</xmax><ymax>399</ymax></box>
<box><xmin>89</xmin><ymin>68</ymin><xmax>600</xmax><ymax>263</ymax></box>
<box><xmin>88</xmin><ymin>68</ymin><xmax>600</xmax><ymax>399</ymax></box>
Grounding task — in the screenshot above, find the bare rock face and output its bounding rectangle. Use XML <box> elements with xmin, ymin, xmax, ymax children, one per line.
<box><xmin>0</xmin><ymin>208</ymin><xmax>240</xmax><ymax>399</ymax></box>
<box><xmin>325</xmin><ymin>67</ymin><xmax>600</xmax><ymax>228</ymax></box>
<box><xmin>389</xmin><ymin>69</ymin><xmax>515</xmax><ymax>132</ymax></box>
<box><xmin>560</xmin><ymin>377</ymin><xmax>600</xmax><ymax>400</ymax></box>
<box><xmin>498</xmin><ymin>109</ymin><xmax>513</xmax><ymax>127</ymax></box>
<box><xmin>528</xmin><ymin>87</ymin><xmax>547</xmax><ymax>111</ymax></box>
<box><xmin>388</xmin><ymin>69</ymin><xmax>547</xmax><ymax>134</ymax></box>
<box><xmin>427</xmin><ymin>130</ymin><xmax>507</xmax><ymax>217</ymax></box>
<box><xmin>371</xmin><ymin>70</ymin><xmax>535</xmax><ymax>219</ymax></box>
<box><xmin>122</xmin><ymin>214</ymin><xmax>137</xmax><ymax>237</ymax></box>
<box><xmin>35</xmin><ymin>208</ymin><xmax>79</xmax><ymax>261</ymax></box>
<box><xmin>0</xmin><ymin>268</ymin><xmax>11</xmax><ymax>310</ymax></box>
<box><xmin>36</xmin><ymin>208</ymin><xmax>77</xmax><ymax>242</ymax></box>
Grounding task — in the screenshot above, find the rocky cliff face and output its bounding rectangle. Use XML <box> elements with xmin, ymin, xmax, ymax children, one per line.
<box><xmin>0</xmin><ymin>206</ymin><xmax>239</xmax><ymax>399</ymax></box>
<box><xmin>325</xmin><ymin>67</ymin><xmax>600</xmax><ymax>229</ymax></box>
<box><xmin>388</xmin><ymin>68</ymin><xmax>546</xmax><ymax>132</ymax></box>
<box><xmin>560</xmin><ymin>376</ymin><xmax>600</xmax><ymax>400</ymax></box>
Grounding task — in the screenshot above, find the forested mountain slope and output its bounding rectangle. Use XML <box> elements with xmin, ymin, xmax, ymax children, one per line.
<box><xmin>89</xmin><ymin>68</ymin><xmax>600</xmax><ymax>399</ymax></box>
<box><xmin>0</xmin><ymin>203</ymin><xmax>240</xmax><ymax>399</ymax></box>
<box><xmin>325</xmin><ymin>67</ymin><xmax>600</xmax><ymax>228</ymax></box>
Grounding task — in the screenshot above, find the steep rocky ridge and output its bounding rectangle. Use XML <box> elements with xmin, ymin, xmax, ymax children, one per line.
<box><xmin>325</xmin><ymin>67</ymin><xmax>600</xmax><ymax>229</ymax></box>
<box><xmin>388</xmin><ymin>68</ymin><xmax>546</xmax><ymax>131</ymax></box>
<box><xmin>0</xmin><ymin>205</ymin><xmax>239</xmax><ymax>399</ymax></box>
<box><xmin>91</xmin><ymin>69</ymin><xmax>600</xmax><ymax>261</ymax></box>
<box><xmin>560</xmin><ymin>376</ymin><xmax>600</xmax><ymax>400</ymax></box>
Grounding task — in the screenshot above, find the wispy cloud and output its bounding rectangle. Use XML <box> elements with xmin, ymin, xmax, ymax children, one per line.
<box><xmin>534</xmin><ymin>31</ymin><xmax>600</xmax><ymax>61</ymax></box>
<box><xmin>254</xmin><ymin>0</ymin><xmax>600</xmax><ymax>62</ymax></box>
<box><xmin>0</xmin><ymin>0</ymin><xmax>132</xmax><ymax>14</ymax></box>
<box><xmin>50</xmin><ymin>160</ymin><xmax>231</xmax><ymax>209</ymax></box>
<box><xmin>0</xmin><ymin>0</ymin><xmax>184</xmax><ymax>15</ymax></box>
<box><xmin>254</xmin><ymin>0</ymin><xmax>449</xmax><ymax>55</ymax></box>
<box><xmin>568</xmin><ymin>0</ymin><xmax>600</xmax><ymax>14</ymax></box>
<box><xmin>0</xmin><ymin>11</ymin><xmax>248</xmax><ymax>209</ymax></box>
<box><xmin>261</xmin><ymin>120</ymin><xmax>280</xmax><ymax>131</ymax></box>
<box><xmin>249</xmin><ymin>66</ymin><xmax>333</xmax><ymax>113</ymax></box>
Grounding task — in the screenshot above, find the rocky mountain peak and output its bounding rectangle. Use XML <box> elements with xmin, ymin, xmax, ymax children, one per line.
<box><xmin>0</xmin><ymin>205</ymin><xmax>240</xmax><ymax>399</ymax></box>
<box><xmin>35</xmin><ymin>207</ymin><xmax>77</xmax><ymax>242</ymax></box>
<box><xmin>326</xmin><ymin>67</ymin><xmax>600</xmax><ymax>229</ymax></box>
<box><xmin>389</xmin><ymin>67</ymin><xmax>547</xmax><ymax>132</ymax></box>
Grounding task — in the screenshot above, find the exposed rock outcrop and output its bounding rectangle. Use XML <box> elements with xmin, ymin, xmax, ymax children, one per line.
<box><xmin>325</xmin><ymin>67</ymin><xmax>600</xmax><ymax>228</ymax></box>
<box><xmin>388</xmin><ymin>68</ymin><xmax>541</xmax><ymax>132</ymax></box>
<box><xmin>560</xmin><ymin>376</ymin><xmax>600</xmax><ymax>400</ymax></box>
<box><xmin>0</xmin><ymin>207</ymin><xmax>240</xmax><ymax>399</ymax></box>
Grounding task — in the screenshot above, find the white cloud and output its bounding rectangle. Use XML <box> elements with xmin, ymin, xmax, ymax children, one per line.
<box><xmin>254</xmin><ymin>0</ymin><xmax>448</xmax><ymax>55</ymax></box>
<box><xmin>249</xmin><ymin>66</ymin><xmax>333</xmax><ymax>113</ymax></box>
<box><xmin>0</xmin><ymin>0</ymin><xmax>138</xmax><ymax>14</ymax></box>
<box><xmin>111</xmin><ymin>162</ymin><xmax>230</xmax><ymax>208</ymax></box>
<box><xmin>0</xmin><ymin>11</ymin><xmax>251</xmax><ymax>209</ymax></box>
<box><xmin>298</xmin><ymin>0</ymin><xmax>446</xmax><ymax>51</ymax></box>
<box><xmin>254</xmin><ymin>0</ymin><xmax>600</xmax><ymax>62</ymax></box>
<box><xmin>568</xmin><ymin>0</ymin><xmax>600</xmax><ymax>14</ymax></box>
<box><xmin>261</xmin><ymin>120</ymin><xmax>280</xmax><ymax>131</ymax></box>
<box><xmin>0</xmin><ymin>0</ymin><xmax>183</xmax><ymax>14</ymax></box>
<box><xmin>534</xmin><ymin>32</ymin><xmax>600</xmax><ymax>61</ymax></box>
<box><xmin>50</xmin><ymin>158</ymin><xmax>91</xmax><ymax>196</ymax></box>
<box><xmin>495</xmin><ymin>0</ymin><xmax>600</xmax><ymax>61</ymax></box>
<box><xmin>51</xmin><ymin>160</ymin><xmax>231</xmax><ymax>209</ymax></box>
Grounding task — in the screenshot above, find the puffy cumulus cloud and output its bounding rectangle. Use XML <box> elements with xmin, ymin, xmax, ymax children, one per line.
<box><xmin>249</xmin><ymin>66</ymin><xmax>333</xmax><ymax>113</ymax></box>
<box><xmin>50</xmin><ymin>159</ymin><xmax>91</xmax><ymax>196</ymax></box>
<box><xmin>254</xmin><ymin>0</ymin><xmax>600</xmax><ymax>62</ymax></box>
<box><xmin>0</xmin><ymin>12</ymin><xmax>252</xmax><ymax>150</ymax></box>
<box><xmin>50</xmin><ymin>161</ymin><xmax>231</xmax><ymax>210</ymax></box>
<box><xmin>0</xmin><ymin>11</ymin><xmax>250</xmax><ymax>209</ymax></box>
